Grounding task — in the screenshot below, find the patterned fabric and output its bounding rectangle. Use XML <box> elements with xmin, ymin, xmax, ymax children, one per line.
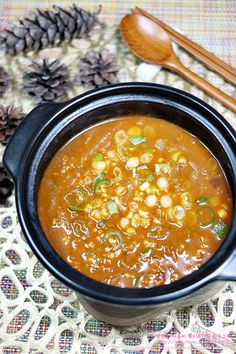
<box><xmin>0</xmin><ymin>0</ymin><xmax>235</xmax><ymax>67</ymax></box>
<box><xmin>0</xmin><ymin>2</ymin><xmax>235</xmax><ymax>354</ymax></box>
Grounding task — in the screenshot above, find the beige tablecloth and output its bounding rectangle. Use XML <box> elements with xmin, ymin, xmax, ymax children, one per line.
<box><xmin>0</xmin><ymin>0</ymin><xmax>235</xmax><ymax>67</ymax></box>
<box><xmin>0</xmin><ymin>1</ymin><xmax>235</xmax><ymax>354</ymax></box>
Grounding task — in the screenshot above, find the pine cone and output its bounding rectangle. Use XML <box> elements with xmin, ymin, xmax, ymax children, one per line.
<box><xmin>0</xmin><ymin>163</ymin><xmax>14</xmax><ymax>204</ymax></box>
<box><xmin>80</xmin><ymin>49</ymin><xmax>120</xmax><ymax>89</ymax></box>
<box><xmin>0</xmin><ymin>66</ymin><xmax>10</xmax><ymax>97</ymax></box>
<box><xmin>0</xmin><ymin>4</ymin><xmax>100</xmax><ymax>55</ymax></box>
<box><xmin>0</xmin><ymin>105</ymin><xmax>25</xmax><ymax>145</ymax></box>
<box><xmin>23</xmin><ymin>59</ymin><xmax>71</xmax><ymax>103</ymax></box>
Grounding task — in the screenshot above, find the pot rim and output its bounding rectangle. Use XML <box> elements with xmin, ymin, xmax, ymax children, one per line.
<box><xmin>4</xmin><ymin>83</ymin><xmax>236</xmax><ymax>306</ymax></box>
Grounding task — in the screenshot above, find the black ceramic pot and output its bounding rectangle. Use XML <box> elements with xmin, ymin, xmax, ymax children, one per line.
<box><xmin>3</xmin><ymin>83</ymin><xmax>236</xmax><ymax>326</ymax></box>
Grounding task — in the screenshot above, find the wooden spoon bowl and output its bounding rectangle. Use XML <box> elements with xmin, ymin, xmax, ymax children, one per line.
<box><xmin>120</xmin><ymin>14</ymin><xmax>236</xmax><ymax>113</ymax></box>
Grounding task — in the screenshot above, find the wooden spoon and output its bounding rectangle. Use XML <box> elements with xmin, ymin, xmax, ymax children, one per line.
<box><xmin>120</xmin><ymin>14</ymin><xmax>236</xmax><ymax>113</ymax></box>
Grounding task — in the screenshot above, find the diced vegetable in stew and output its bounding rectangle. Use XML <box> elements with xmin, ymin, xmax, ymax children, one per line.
<box><xmin>38</xmin><ymin>116</ymin><xmax>232</xmax><ymax>288</ymax></box>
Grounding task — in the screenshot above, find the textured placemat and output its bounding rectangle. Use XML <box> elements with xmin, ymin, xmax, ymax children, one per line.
<box><xmin>0</xmin><ymin>13</ymin><xmax>236</xmax><ymax>354</ymax></box>
<box><xmin>0</xmin><ymin>0</ymin><xmax>235</xmax><ymax>67</ymax></box>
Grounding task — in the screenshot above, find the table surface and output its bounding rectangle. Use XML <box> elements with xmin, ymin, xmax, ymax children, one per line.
<box><xmin>0</xmin><ymin>0</ymin><xmax>236</xmax><ymax>67</ymax></box>
<box><xmin>0</xmin><ymin>1</ymin><xmax>236</xmax><ymax>354</ymax></box>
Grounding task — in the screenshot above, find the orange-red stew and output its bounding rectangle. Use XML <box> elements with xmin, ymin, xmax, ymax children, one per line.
<box><xmin>38</xmin><ymin>116</ymin><xmax>232</xmax><ymax>288</ymax></box>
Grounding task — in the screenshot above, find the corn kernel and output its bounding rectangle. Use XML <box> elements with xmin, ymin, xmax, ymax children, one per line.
<box><xmin>145</xmin><ymin>195</ymin><xmax>158</xmax><ymax>207</ymax></box>
<box><xmin>127</xmin><ymin>227</ymin><xmax>136</xmax><ymax>236</ymax></box>
<box><xmin>160</xmin><ymin>195</ymin><xmax>172</xmax><ymax>208</ymax></box>
<box><xmin>144</xmin><ymin>240</ymin><xmax>155</xmax><ymax>248</ymax></box>
<box><xmin>139</xmin><ymin>182</ymin><xmax>150</xmax><ymax>191</ymax></box>
<box><xmin>117</xmin><ymin>186</ymin><xmax>126</xmax><ymax>195</ymax></box>
<box><xmin>157</xmin><ymin>177</ymin><xmax>169</xmax><ymax>192</ymax></box>
<box><xmin>140</xmin><ymin>151</ymin><xmax>154</xmax><ymax>164</ymax></box>
<box><xmin>107</xmin><ymin>252</ymin><xmax>115</xmax><ymax>259</ymax></box>
<box><xmin>101</xmin><ymin>207</ymin><xmax>110</xmax><ymax>218</ymax></box>
<box><xmin>128</xmin><ymin>126</ymin><xmax>142</xmax><ymax>136</ymax></box>
<box><xmin>139</xmin><ymin>209</ymin><xmax>150</xmax><ymax>218</ymax></box>
<box><xmin>144</xmin><ymin>125</ymin><xmax>155</xmax><ymax>137</ymax></box>
<box><xmin>131</xmin><ymin>214</ymin><xmax>140</xmax><ymax>228</ymax></box>
<box><xmin>114</xmin><ymin>130</ymin><xmax>127</xmax><ymax>145</ymax></box>
<box><xmin>127</xmin><ymin>211</ymin><xmax>134</xmax><ymax>219</ymax></box>
<box><xmin>140</xmin><ymin>218</ymin><xmax>150</xmax><ymax>227</ymax></box>
<box><xmin>173</xmin><ymin>205</ymin><xmax>185</xmax><ymax>220</ymax></box>
<box><xmin>92</xmin><ymin>160</ymin><xmax>106</xmax><ymax>172</ymax></box>
<box><xmin>126</xmin><ymin>157</ymin><xmax>139</xmax><ymax>169</ymax></box>
<box><xmin>172</xmin><ymin>151</ymin><xmax>182</xmax><ymax>162</ymax></box>
<box><xmin>160</xmin><ymin>164</ymin><xmax>171</xmax><ymax>175</ymax></box>
<box><xmin>209</xmin><ymin>195</ymin><xmax>220</xmax><ymax>206</ymax></box>
<box><xmin>178</xmin><ymin>157</ymin><xmax>187</xmax><ymax>164</ymax></box>
<box><xmin>120</xmin><ymin>218</ymin><xmax>129</xmax><ymax>229</ymax></box>
<box><xmin>155</xmin><ymin>164</ymin><xmax>160</xmax><ymax>175</ymax></box>
<box><xmin>90</xmin><ymin>209</ymin><xmax>101</xmax><ymax>221</ymax></box>
<box><xmin>218</xmin><ymin>209</ymin><xmax>227</xmax><ymax>218</ymax></box>
<box><xmin>129</xmin><ymin>201</ymin><xmax>138</xmax><ymax>211</ymax></box>
<box><xmin>155</xmin><ymin>139</ymin><xmax>165</xmax><ymax>151</ymax></box>
<box><xmin>107</xmin><ymin>150</ymin><xmax>116</xmax><ymax>159</ymax></box>
<box><xmin>180</xmin><ymin>192</ymin><xmax>192</xmax><ymax>210</ymax></box>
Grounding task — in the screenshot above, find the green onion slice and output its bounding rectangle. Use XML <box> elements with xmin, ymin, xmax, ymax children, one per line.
<box><xmin>197</xmin><ymin>206</ymin><xmax>215</xmax><ymax>226</ymax></box>
<box><xmin>129</xmin><ymin>136</ymin><xmax>146</xmax><ymax>145</ymax></box>
<box><xmin>114</xmin><ymin>130</ymin><xmax>128</xmax><ymax>146</ymax></box>
<box><xmin>112</xmin><ymin>167</ymin><xmax>122</xmax><ymax>183</ymax></box>
<box><xmin>93</xmin><ymin>172</ymin><xmax>111</xmax><ymax>193</ymax></box>
<box><xmin>140</xmin><ymin>249</ymin><xmax>152</xmax><ymax>258</ymax></box>
<box><xmin>134</xmin><ymin>274</ymin><xmax>144</xmax><ymax>287</ymax></box>
<box><xmin>64</xmin><ymin>188</ymin><xmax>87</xmax><ymax>208</ymax></box>
<box><xmin>107</xmin><ymin>200</ymin><xmax>118</xmax><ymax>215</ymax></box>
<box><xmin>93</xmin><ymin>153</ymin><xmax>104</xmax><ymax>161</ymax></box>
<box><xmin>196</xmin><ymin>196</ymin><xmax>209</xmax><ymax>206</ymax></box>
<box><xmin>147</xmin><ymin>225</ymin><xmax>170</xmax><ymax>239</ymax></box>
<box><xmin>67</xmin><ymin>206</ymin><xmax>84</xmax><ymax>213</ymax></box>
<box><xmin>147</xmin><ymin>186</ymin><xmax>158</xmax><ymax>194</ymax></box>
<box><xmin>212</xmin><ymin>219</ymin><xmax>228</xmax><ymax>239</ymax></box>
<box><xmin>117</xmin><ymin>146</ymin><xmax>130</xmax><ymax>162</ymax></box>
<box><xmin>82</xmin><ymin>251</ymin><xmax>98</xmax><ymax>265</ymax></box>
<box><xmin>97</xmin><ymin>220</ymin><xmax>106</xmax><ymax>228</ymax></box>
<box><xmin>72</xmin><ymin>220</ymin><xmax>89</xmax><ymax>237</ymax></box>
<box><xmin>135</xmin><ymin>165</ymin><xmax>155</xmax><ymax>182</ymax></box>
<box><xmin>102</xmin><ymin>230</ymin><xmax>123</xmax><ymax>251</ymax></box>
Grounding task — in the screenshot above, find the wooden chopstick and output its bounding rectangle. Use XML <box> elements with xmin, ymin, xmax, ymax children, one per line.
<box><xmin>133</xmin><ymin>7</ymin><xmax>236</xmax><ymax>86</ymax></box>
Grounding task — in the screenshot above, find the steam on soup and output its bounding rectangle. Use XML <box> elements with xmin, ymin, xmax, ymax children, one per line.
<box><xmin>38</xmin><ymin>116</ymin><xmax>232</xmax><ymax>288</ymax></box>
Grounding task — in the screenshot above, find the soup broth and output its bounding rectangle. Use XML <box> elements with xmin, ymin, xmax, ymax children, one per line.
<box><xmin>38</xmin><ymin>116</ymin><xmax>232</xmax><ymax>288</ymax></box>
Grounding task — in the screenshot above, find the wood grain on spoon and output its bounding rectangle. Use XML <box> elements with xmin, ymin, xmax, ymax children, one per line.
<box><xmin>120</xmin><ymin>14</ymin><xmax>236</xmax><ymax>113</ymax></box>
<box><xmin>133</xmin><ymin>7</ymin><xmax>236</xmax><ymax>86</ymax></box>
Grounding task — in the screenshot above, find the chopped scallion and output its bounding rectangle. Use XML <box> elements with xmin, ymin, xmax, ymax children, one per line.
<box><xmin>196</xmin><ymin>196</ymin><xmax>208</xmax><ymax>205</ymax></box>
<box><xmin>107</xmin><ymin>200</ymin><xmax>118</xmax><ymax>215</ymax></box>
<box><xmin>93</xmin><ymin>172</ymin><xmax>111</xmax><ymax>193</ymax></box>
<box><xmin>140</xmin><ymin>249</ymin><xmax>152</xmax><ymax>257</ymax></box>
<box><xmin>147</xmin><ymin>186</ymin><xmax>158</xmax><ymax>194</ymax></box>
<box><xmin>67</xmin><ymin>206</ymin><xmax>84</xmax><ymax>213</ymax></box>
<box><xmin>93</xmin><ymin>153</ymin><xmax>104</xmax><ymax>162</ymax></box>
<box><xmin>102</xmin><ymin>230</ymin><xmax>123</xmax><ymax>251</ymax></box>
<box><xmin>117</xmin><ymin>146</ymin><xmax>129</xmax><ymax>161</ymax></box>
<box><xmin>82</xmin><ymin>251</ymin><xmax>98</xmax><ymax>265</ymax></box>
<box><xmin>212</xmin><ymin>219</ymin><xmax>228</xmax><ymax>239</ymax></box>
<box><xmin>64</xmin><ymin>188</ymin><xmax>87</xmax><ymax>208</ymax></box>
<box><xmin>135</xmin><ymin>165</ymin><xmax>154</xmax><ymax>182</ymax></box>
<box><xmin>129</xmin><ymin>136</ymin><xmax>146</xmax><ymax>145</ymax></box>
<box><xmin>197</xmin><ymin>206</ymin><xmax>215</xmax><ymax>226</ymax></box>
<box><xmin>72</xmin><ymin>219</ymin><xmax>89</xmax><ymax>237</ymax></box>
<box><xmin>97</xmin><ymin>220</ymin><xmax>106</xmax><ymax>228</ymax></box>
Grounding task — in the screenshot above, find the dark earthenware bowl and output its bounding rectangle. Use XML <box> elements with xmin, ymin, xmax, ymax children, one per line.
<box><xmin>3</xmin><ymin>83</ymin><xmax>236</xmax><ymax>326</ymax></box>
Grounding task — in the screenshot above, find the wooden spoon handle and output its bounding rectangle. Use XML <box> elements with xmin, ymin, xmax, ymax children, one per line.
<box><xmin>167</xmin><ymin>56</ymin><xmax>236</xmax><ymax>113</ymax></box>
